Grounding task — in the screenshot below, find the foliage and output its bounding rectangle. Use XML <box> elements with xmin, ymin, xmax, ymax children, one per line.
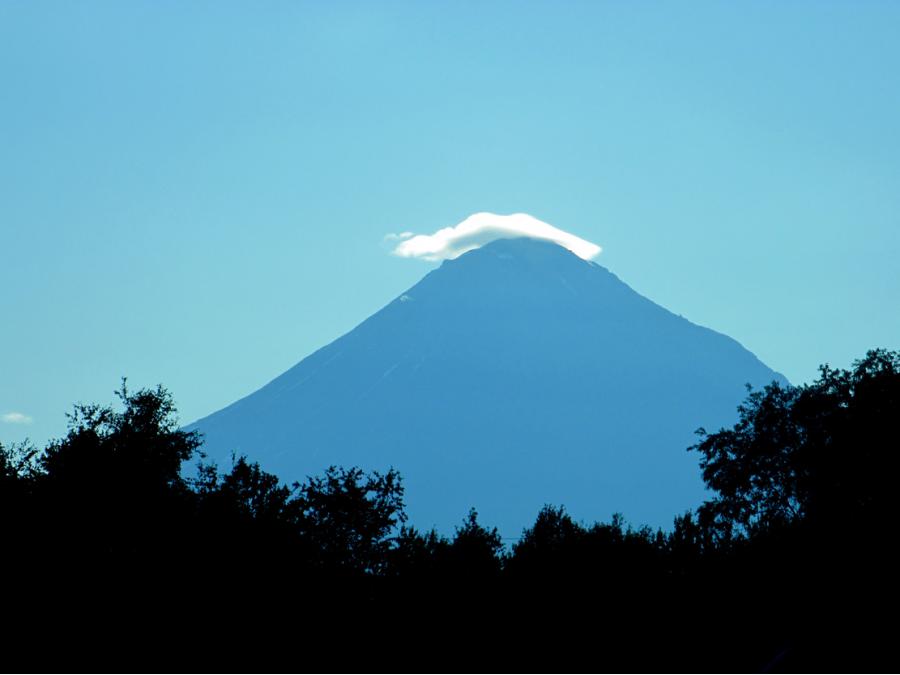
<box><xmin>691</xmin><ymin>348</ymin><xmax>900</xmax><ymax>538</ymax></box>
<box><xmin>3</xmin><ymin>351</ymin><xmax>898</xmax><ymax>670</ymax></box>
<box><xmin>0</xmin><ymin>440</ymin><xmax>37</xmax><ymax>489</ymax></box>
<box><xmin>294</xmin><ymin>465</ymin><xmax>407</xmax><ymax>575</ymax></box>
<box><xmin>445</xmin><ymin>507</ymin><xmax>504</xmax><ymax>578</ymax></box>
<box><xmin>40</xmin><ymin>378</ymin><xmax>201</xmax><ymax>494</ymax></box>
<box><xmin>384</xmin><ymin>525</ymin><xmax>450</xmax><ymax>578</ymax></box>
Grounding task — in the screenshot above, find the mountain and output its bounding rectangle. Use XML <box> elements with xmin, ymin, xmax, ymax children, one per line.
<box><xmin>189</xmin><ymin>238</ymin><xmax>787</xmax><ymax>537</ymax></box>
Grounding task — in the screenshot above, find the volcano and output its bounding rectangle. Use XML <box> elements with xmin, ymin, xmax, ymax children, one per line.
<box><xmin>189</xmin><ymin>237</ymin><xmax>786</xmax><ymax>536</ymax></box>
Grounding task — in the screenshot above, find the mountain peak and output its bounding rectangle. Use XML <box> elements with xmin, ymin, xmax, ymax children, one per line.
<box><xmin>476</xmin><ymin>235</ymin><xmax>580</xmax><ymax>252</ymax></box>
<box><xmin>457</xmin><ymin>235</ymin><xmax>591</xmax><ymax>264</ymax></box>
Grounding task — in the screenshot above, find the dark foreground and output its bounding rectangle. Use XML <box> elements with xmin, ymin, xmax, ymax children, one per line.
<box><xmin>3</xmin><ymin>349</ymin><xmax>898</xmax><ymax>671</ymax></box>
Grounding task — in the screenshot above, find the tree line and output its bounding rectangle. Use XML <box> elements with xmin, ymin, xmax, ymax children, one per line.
<box><xmin>1</xmin><ymin>349</ymin><xmax>897</xmax><ymax>671</ymax></box>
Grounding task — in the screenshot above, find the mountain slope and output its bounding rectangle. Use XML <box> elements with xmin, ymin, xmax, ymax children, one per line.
<box><xmin>189</xmin><ymin>238</ymin><xmax>787</xmax><ymax>536</ymax></box>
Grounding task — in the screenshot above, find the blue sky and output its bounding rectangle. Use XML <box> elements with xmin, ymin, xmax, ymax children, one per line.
<box><xmin>2</xmin><ymin>1</ymin><xmax>898</xmax><ymax>449</ymax></box>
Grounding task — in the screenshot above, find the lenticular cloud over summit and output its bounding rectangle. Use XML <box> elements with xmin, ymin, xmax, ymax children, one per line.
<box><xmin>390</xmin><ymin>212</ymin><xmax>602</xmax><ymax>261</ymax></box>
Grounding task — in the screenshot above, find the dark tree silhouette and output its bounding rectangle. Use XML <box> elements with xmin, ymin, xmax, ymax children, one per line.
<box><xmin>385</xmin><ymin>525</ymin><xmax>450</xmax><ymax>578</ymax></box>
<box><xmin>191</xmin><ymin>454</ymin><xmax>305</xmax><ymax>573</ymax></box>
<box><xmin>39</xmin><ymin>379</ymin><xmax>201</xmax><ymax>499</ymax></box>
<box><xmin>688</xmin><ymin>348</ymin><xmax>900</xmax><ymax>671</ymax></box>
<box><xmin>0</xmin><ymin>441</ymin><xmax>37</xmax><ymax>547</ymax></box>
<box><xmin>31</xmin><ymin>380</ymin><xmax>201</xmax><ymax>571</ymax></box>
<box><xmin>3</xmin><ymin>351</ymin><xmax>898</xmax><ymax>671</ymax></box>
<box><xmin>295</xmin><ymin>465</ymin><xmax>406</xmax><ymax>575</ymax></box>
<box><xmin>692</xmin><ymin>348</ymin><xmax>900</xmax><ymax>538</ymax></box>
<box><xmin>507</xmin><ymin>504</ymin><xmax>585</xmax><ymax>580</ymax></box>
<box><xmin>445</xmin><ymin>507</ymin><xmax>504</xmax><ymax>579</ymax></box>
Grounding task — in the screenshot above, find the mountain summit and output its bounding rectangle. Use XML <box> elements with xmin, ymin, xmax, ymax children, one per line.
<box><xmin>190</xmin><ymin>238</ymin><xmax>786</xmax><ymax>536</ymax></box>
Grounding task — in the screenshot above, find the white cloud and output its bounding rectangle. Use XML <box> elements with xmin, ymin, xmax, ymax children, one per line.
<box><xmin>389</xmin><ymin>212</ymin><xmax>602</xmax><ymax>262</ymax></box>
<box><xmin>2</xmin><ymin>412</ymin><xmax>33</xmax><ymax>425</ymax></box>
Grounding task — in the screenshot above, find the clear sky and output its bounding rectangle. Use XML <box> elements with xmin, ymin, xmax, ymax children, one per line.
<box><xmin>2</xmin><ymin>1</ymin><xmax>899</xmax><ymax>449</ymax></box>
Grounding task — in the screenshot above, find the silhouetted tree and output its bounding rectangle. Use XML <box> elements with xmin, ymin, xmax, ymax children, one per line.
<box><xmin>33</xmin><ymin>380</ymin><xmax>201</xmax><ymax>568</ymax></box>
<box><xmin>191</xmin><ymin>454</ymin><xmax>306</xmax><ymax>573</ymax></box>
<box><xmin>295</xmin><ymin>465</ymin><xmax>406</xmax><ymax>575</ymax></box>
<box><xmin>40</xmin><ymin>379</ymin><xmax>200</xmax><ymax>492</ymax></box>
<box><xmin>385</xmin><ymin>525</ymin><xmax>450</xmax><ymax>578</ymax></box>
<box><xmin>0</xmin><ymin>441</ymin><xmax>37</xmax><ymax>548</ymax></box>
<box><xmin>507</xmin><ymin>505</ymin><xmax>585</xmax><ymax>579</ymax></box>
<box><xmin>445</xmin><ymin>508</ymin><xmax>504</xmax><ymax>579</ymax></box>
<box><xmin>692</xmin><ymin>348</ymin><xmax>900</xmax><ymax>538</ymax></box>
<box><xmin>687</xmin><ymin>349</ymin><xmax>900</xmax><ymax>671</ymax></box>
